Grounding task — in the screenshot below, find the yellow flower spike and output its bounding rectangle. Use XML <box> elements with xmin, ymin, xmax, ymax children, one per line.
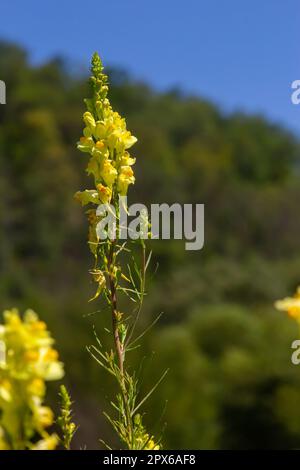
<box><xmin>0</xmin><ymin>309</ymin><xmax>64</xmax><ymax>449</ymax></box>
<box><xmin>76</xmin><ymin>52</ymin><xmax>137</xmax><ymax>211</ymax></box>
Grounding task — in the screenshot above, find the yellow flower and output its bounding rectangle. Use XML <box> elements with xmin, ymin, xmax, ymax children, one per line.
<box><xmin>77</xmin><ymin>136</ymin><xmax>94</xmax><ymax>153</ymax></box>
<box><xmin>86</xmin><ymin>156</ymin><xmax>101</xmax><ymax>180</ymax></box>
<box><xmin>74</xmin><ymin>189</ymin><xmax>100</xmax><ymax>206</ymax></box>
<box><xmin>94</xmin><ymin>121</ymin><xmax>110</xmax><ymax>141</ymax></box>
<box><xmin>275</xmin><ymin>286</ymin><xmax>300</xmax><ymax>320</ymax></box>
<box><xmin>97</xmin><ymin>183</ymin><xmax>112</xmax><ymax>204</ymax></box>
<box><xmin>109</xmin><ymin>129</ymin><xmax>137</xmax><ymax>154</ymax></box>
<box><xmin>119</xmin><ymin>130</ymin><xmax>137</xmax><ymax>150</ymax></box>
<box><xmin>117</xmin><ymin>166</ymin><xmax>135</xmax><ymax>195</ymax></box>
<box><xmin>100</xmin><ymin>160</ymin><xmax>118</xmax><ymax>187</ymax></box>
<box><xmin>120</xmin><ymin>152</ymin><xmax>136</xmax><ymax>167</ymax></box>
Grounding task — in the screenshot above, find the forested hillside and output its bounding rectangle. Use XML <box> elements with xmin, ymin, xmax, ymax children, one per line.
<box><xmin>1</xmin><ymin>41</ymin><xmax>300</xmax><ymax>449</ymax></box>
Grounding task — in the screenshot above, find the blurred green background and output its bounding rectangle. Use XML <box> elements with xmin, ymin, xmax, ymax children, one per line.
<box><xmin>1</xmin><ymin>41</ymin><xmax>300</xmax><ymax>449</ymax></box>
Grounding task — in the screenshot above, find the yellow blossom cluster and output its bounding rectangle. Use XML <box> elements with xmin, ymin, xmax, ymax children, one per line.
<box><xmin>75</xmin><ymin>53</ymin><xmax>137</xmax><ymax>218</ymax></box>
<box><xmin>275</xmin><ymin>286</ymin><xmax>300</xmax><ymax>321</ymax></box>
<box><xmin>0</xmin><ymin>308</ymin><xmax>64</xmax><ymax>449</ymax></box>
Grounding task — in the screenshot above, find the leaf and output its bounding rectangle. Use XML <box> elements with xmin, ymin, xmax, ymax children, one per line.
<box><xmin>131</xmin><ymin>369</ymin><xmax>169</xmax><ymax>416</ymax></box>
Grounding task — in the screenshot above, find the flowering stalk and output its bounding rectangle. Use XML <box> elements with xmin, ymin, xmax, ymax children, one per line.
<box><xmin>75</xmin><ymin>53</ymin><xmax>162</xmax><ymax>450</ymax></box>
<box><xmin>57</xmin><ymin>384</ymin><xmax>77</xmax><ymax>450</ymax></box>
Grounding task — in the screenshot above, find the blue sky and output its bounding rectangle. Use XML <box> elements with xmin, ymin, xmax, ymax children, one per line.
<box><xmin>1</xmin><ymin>0</ymin><xmax>299</xmax><ymax>133</ymax></box>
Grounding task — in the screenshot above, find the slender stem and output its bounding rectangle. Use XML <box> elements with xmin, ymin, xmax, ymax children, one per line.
<box><xmin>107</xmin><ymin>238</ymin><xmax>133</xmax><ymax>447</ymax></box>
<box><xmin>108</xmin><ymin>240</ymin><xmax>124</xmax><ymax>379</ymax></box>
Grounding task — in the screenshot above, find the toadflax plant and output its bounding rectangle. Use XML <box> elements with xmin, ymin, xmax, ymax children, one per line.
<box><xmin>75</xmin><ymin>53</ymin><xmax>165</xmax><ymax>450</ymax></box>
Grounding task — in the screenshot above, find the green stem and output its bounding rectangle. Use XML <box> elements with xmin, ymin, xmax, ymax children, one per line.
<box><xmin>107</xmin><ymin>239</ymin><xmax>133</xmax><ymax>448</ymax></box>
